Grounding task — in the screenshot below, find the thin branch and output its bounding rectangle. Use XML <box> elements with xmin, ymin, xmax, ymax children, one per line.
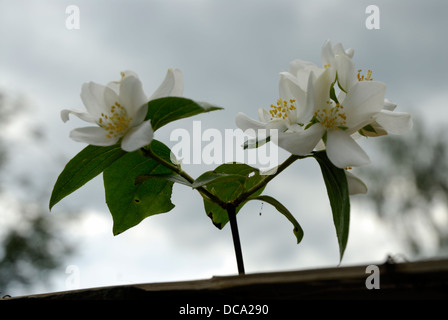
<box><xmin>226</xmin><ymin>204</ymin><xmax>245</xmax><ymax>275</ymax></box>
<box><xmin>232</xmin><ymin>154</ymin><xmax>310</xmax><ymax>207</ymax></box>
<box><xmin>139</xmin><ymin>145</ymin><xmax>226</xmax><ymax>208</ymax></box>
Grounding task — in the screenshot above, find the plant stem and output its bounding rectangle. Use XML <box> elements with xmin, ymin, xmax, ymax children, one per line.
<box><xmin>141</xmin><ymin>143</ymin><xmax>313</xmax><ymax>276</ymax></box>
<box><xmin>140</xmin><ymin>145</ymin><xmax>226</xmax><ymax>208</ymax></box>
<box><xmin>226</xmin><ymin>205</ymin><xmax>245</xmax><ymax>275</ymax></box>
<box><xmin>232</xmin><ymin>154</ymin><xmax>309</xmax><ymax>207</ymax></box>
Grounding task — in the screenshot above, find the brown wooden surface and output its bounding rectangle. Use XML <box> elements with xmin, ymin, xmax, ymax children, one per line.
<box><xmin>4</xmin><ymin>257</ymin><xmax>448</xmax><ymax>301</ymax></box>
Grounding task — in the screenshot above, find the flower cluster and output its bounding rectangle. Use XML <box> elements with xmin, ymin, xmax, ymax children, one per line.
<box><xmin>54</xmin><ymin>40</ymin><xmax>414</xmax><ymax>269</ymax></box>
<box><xmin>236</xmin><ymin>40</ymin><xmax>412</xmax><ymax>194</ymax></box>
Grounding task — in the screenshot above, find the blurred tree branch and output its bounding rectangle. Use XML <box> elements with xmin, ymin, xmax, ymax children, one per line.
<box><xmin>0</xmin><ymin>89</ymin><xmax>77</xmax><ymax>296</ymax></box>
<box><xmin>357</xmin><ymin>117</ymin><xmax>448</xmax><ymax>257</ymax></box>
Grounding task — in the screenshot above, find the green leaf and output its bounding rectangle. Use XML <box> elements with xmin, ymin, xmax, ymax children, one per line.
<box><xmin>330</xmin><ymin>84</ymin><xmax>339</xmax><ymax>104</ymax></box>
<box><xmin>135</xmin><ymin>172</ymin><xmax>192</xmax><ymax>187</ymax></box>
<box><xmin>361</xmin><ymin>124</ymin><xmax>377</xmax><ymax>133</ymax></box>
<box><xmin>49</xmin><ymin>144</ymin><xmax>126</xmax><ymax>210</ymax></box>
<box><xmin>248</xmin><ymin>195</ymin><xmax>304</xmax><ymax>244</ymax></box>
<box><xmin>103</xmin><ymin>140</ymin><xmax>176</xmax><ymax>235</ymax></box>
<box><xmin>313</xmin><ymin>151</ymin><xmax>350</xmax><ymax>262</ymax></box>
<box><xmin>243</xmin><ymin>135</ymin><xmax>271</xmax><ymax>149</ymax></box>
<box><xmin>202</xmin><ymin>163</ymin><xmax>266</xmax><ymax>229</ymax></box>
<box><xmin>146</xmin><ymin>97</ymin><xmax>222</xmax><ymax>131</ymax></box>
<box><xmin>305</xmin><ymin>116</ymin><xmax>319</xmax><ymax>130</ymax></box>
<box><xmin>192</xmin><ymin>171</ymin><xmax>246</xmax><ymax>189</ymax></box>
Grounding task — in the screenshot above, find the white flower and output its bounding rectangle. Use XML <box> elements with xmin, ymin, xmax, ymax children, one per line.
<box><xmin>320</xmin><ymin>41</ymin><xmax>413</xmax><ymax>138</ymax></box>
<box><xmin>235</xmin><ymin>72</ymin><xmax>323</xmax><ymax>155</ymax></box>
<box><xmin>282</xmin><ymin>40</ymin><xmax>354</xmax><ymax>92</ymax></box>
<box><xmin>305</xmin><ymin>68</ymin><xmax>386</xmax><ymax>168</ymax></box>
<box><xmin>61</xmin><ymin>69</ymin><xmax>183</xmax><ymax>152</ymax></box>
<box><xmin>330</xmin><ymin>52</ymin><xmax>413</xmax><ymax>138</ymax></box>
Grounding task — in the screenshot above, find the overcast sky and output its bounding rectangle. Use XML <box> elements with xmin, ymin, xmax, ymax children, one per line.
<box><xmin>1</xmin><ymin>0</ymin><xmax>447</xmax><ymax>295</ymax></box>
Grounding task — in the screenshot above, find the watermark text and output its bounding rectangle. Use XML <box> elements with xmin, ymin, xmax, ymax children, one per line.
<box><xmin>170</xmin><ymin>121</ymin><xmax>279</xmax><ymax>174</ymax></box>
<box><xmin>365</xmin><ymin>264</ymin><xmax>380</xmax><ymax>289</ymax></box>
<box><xmin>365</xmin><ymin>5</ymin><xmax>380</xmax><ymax>30</ymax></box>
<box><xmin>66</xmin><ymin>5</ymin><xmax>80</xmax><ymax>30</ymax></box>
<box><xmin>65</xmin><ymin>265</ymin><xmax>80</xmax><ymax>290</ymax></box>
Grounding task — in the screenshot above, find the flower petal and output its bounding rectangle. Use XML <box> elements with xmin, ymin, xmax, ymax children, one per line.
<box><xmin>286</xmin><ymin>59</ymin><xmax>323</xmax><ymax>90</ymax></box>
<box><xmin>375</xmin><ymin>109</ymin><xmax>413</xmax><ymax>135</ymax></box>
<box><xmin>332</xmin><ymin>42</ymin><xmax>355</xmax><ymax>59</ymax></box>
<box><xmin>277</xmin><ymin>124</ymin><xmax>325</xmax><ymax>155</ymax></box>
<box><xmin>258</xmin><ymin>108</ymin><xmax>271</xmax><ymax>123</ymax></box>
<box><xmin>335</xmin><ymin>54</ymin><xmax>356</xmax><ymax>92</ymax></box>
<box><xmin>235</xmin><ymin>112</ymin><xmax>287</xmax><ymax>134</ymax></box>
<box><xmin>61</xmin><ymin>109</ymin><xmax>98</xmax><ymax>124</ymax></box>
<box><xmin>102</xmin><ymin>85</ymin><xmax>120</xmax><ymax>114</ymax></box>
<box><xmin>345</xmin><ymin>171</ymin><xmax>367</xmax><ymax>195</ymax></box>
<box><xmin>312</xmin><ymin>67</ymin><xmax>333</xmax><ymax>108</ymax></box>
<box><xmin>279</xmin><ymin>73</ymin><xmax>305</xmax><ymax>104</ymax></box>
<box><xmin>321</xmin><ymin>40</ymin><xmax>335</xmax><ymax>68</ymax></box>
<box><xmin>106</xmin><ymin>70</ymin><xmax>139</xmax><ymax>93</ymax></box>
<box><xmin>80</xmin><ymin>82</ymin><xmax>109</xmax><ymax>118</ymax></box>
<box><xmin>117</xmin><ymin>73</ymin><xmax>148</xmax><ymax>119</ymax></box>
<box><xmin>121</xmin><ymin>120</ymin><xmax>154</xmax><ymax>152</ymax></box>
<box><xmin>383</xmin><ymin>98</ymin><xmax>397</xmax><ymax>111</ymax></box>
<box><xmin>149</xmin><ymin>68</ymin><xmax>184</xmax><ymax>100</ymax></box>
<box><xmin>131</xmin><ymin>104</ymin><xmax>149</xmax><ymax>128</ymax></box>
<box><xmin>304</xmin><ymin>71</ymin><xmax>317</xmax><ymax>123</ymax></box>
<box><xmin>342</xmin><ymin>81</ymin><xmax>386</xmax><ymax>131</ymax></box>
<box><xmin>69</xmin><ymin>127</ymin><xmax>119</xmax><ymax>146</ymax></box>
<box><xmin>326</xmin><ymin>130</ymin><xmax>370</xmax><ymax>168</ymax></box>
<box><xmin>279</xmin><ymin>73</ymin><xmax>314</xmax><ymax>123</ymax></box>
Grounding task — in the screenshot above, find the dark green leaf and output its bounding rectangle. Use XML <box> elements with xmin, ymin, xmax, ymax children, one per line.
<box><xmin>330</xmin><ymin>84</ymin><xmax>339</xmax><ymax>104</ymax></box>
<box><xmin>248</xmin><ymin>195</ymin><xmax>304</xmax><ymax>244</ymax></box>
<box><xmin>243</xmin><ymin>135</ymin><xmax>271</xmax><ymax>149</ymax></box>
<box><xmin>361</xmin><ymin>124</ymin><xmax>377</xmax><ymax>133</ymax></box>
<box><xmin>103</xmin><ymin>140</ymin><xmax>176</xmax><ymax>235</ymax></box>
<box><xmin>305</xmin><ymin>116</ymin><xmax>319</xmax><ymax>130</ymax></box>
<box><xmin>135</xmin><ymin>172</ymin><xmax>192</xmax><ymax>187</ymax></box>
<box><xmin>192</xmin><ymin>172</ymin><xmax>246</xmax><ymax>189</ymax></box>
<box><xmin>314</xmin><ymin>151</ymin><xmax>350</xmax><ymax>262</ymax></box>
<box><xmin>146</xmin><ymin>97</ymin><xmax>222</xmax><ymax>131</ymax></box>
<box><xmin>202</xmin><ymin>163</ymin><xmax>265</xmax><ymax>229</ymax></box>
<box><xmin>49</xmin><ymin>144</ymin><xmax>126</xmax><ymax>210</ymax></box>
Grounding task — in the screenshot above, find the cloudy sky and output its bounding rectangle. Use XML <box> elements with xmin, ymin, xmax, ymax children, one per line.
<box><xmin>1</xmin><ymin>0</ymin><xmax>447</xmax><ymax>295</ymax></box>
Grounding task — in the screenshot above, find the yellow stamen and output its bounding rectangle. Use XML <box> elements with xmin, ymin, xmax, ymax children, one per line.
<box><xmin>268</xmin><ymin>98</ymin><xmax>296</xmax><ymax>121</ymax></box>
<box><xmin>314</xmin><ymin>101</ymin><xmax>347</xmax><ymax>130</ymax></box>
<box><xmin>357</xmin><ymin>69</ymin><xmax>373</xmax><ymax>81</ymax></box>
<box><xmin>98</xmin><ymin>102</ymin><xmax>132</xmax><ymax>138</ymax></box>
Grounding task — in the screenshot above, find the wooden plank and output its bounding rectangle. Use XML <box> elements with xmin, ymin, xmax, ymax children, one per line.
<box><xmin>3</xmin><ymin>257</ymin><xmax>448</xmax><ymax>301</ymax></box>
